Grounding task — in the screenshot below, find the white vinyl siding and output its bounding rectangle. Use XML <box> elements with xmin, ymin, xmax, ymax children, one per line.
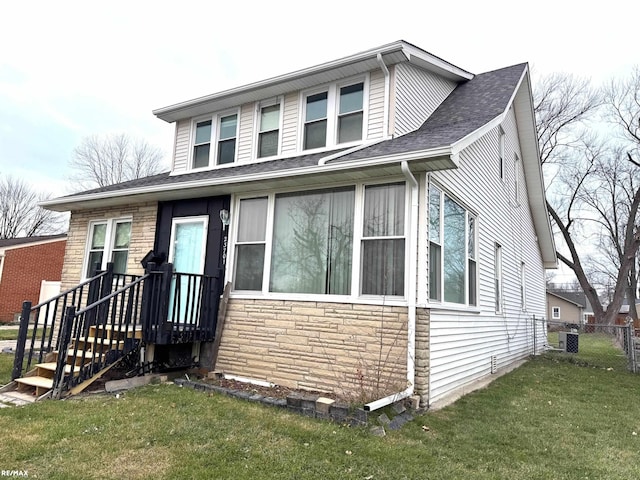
<box><xmin>172</xmin><ymin>119</ymin><xmax>191</xmax><ymax>173</ymax></box>
<box><xmin>280</xmin><ymin>92</ymin><xmax>299</xmax><ymax>154</ymax></box>
<box><xmin>393</xmin><ymin>62</ymin><xmax>457</xmax><ymax>136</ymax></box>
<box><xmin>367</xmin><ymin>68</ymin><xmax>386</xmax><ymax>139</ymax></box>
<box><xmin>237</xmin><ymin>103</ymin><xmax>254</xmax><ymax>162</ymax></box>
<box><xmin>427</xmin><ymin>108</ymin><xmax>547</xmax><ymax>405</ymax></box>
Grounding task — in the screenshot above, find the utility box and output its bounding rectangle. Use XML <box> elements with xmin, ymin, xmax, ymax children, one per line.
<box><xmin>558</xmin><ymin>331</ymin><xmax>579</xmax><ymax>353</ymax></box>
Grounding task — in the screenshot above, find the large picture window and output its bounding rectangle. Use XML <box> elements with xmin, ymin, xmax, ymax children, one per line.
<box><xmin>429</xmin><ymin>185</ymin><xmax>477</xmax><ymax>305</ymax></box>
<box><xmin>232</xmin><ymin>181</ymin><xmax>405</xmax><ymax>298</ymax></box>
<box><xmin>270</xmin><ymin>187</ymin><xmax>354</xmax><ymax>294</ymax></box>
<box><xmin>85</xmin><ymin>218</ymin><xmax>131</xmax><ymax>277</ymax></box>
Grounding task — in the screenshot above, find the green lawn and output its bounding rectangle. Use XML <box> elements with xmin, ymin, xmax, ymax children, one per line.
<box><xmin>545</xmin><ymin>331</ymin><xmax>630</xmax><ymax>370</ymax></box>
<box><xmin>0</xmin><ymin>353</ymin><xmax>13</xmax><ymax>385</ymax></box>
<box><xmin>0</xmin><ymin>328</ymin><xmax>44</xmax><ymax>341</ymax></box>
<box><xmin>0</xmin><ymin>354</ymin><xmax>639</xmax><ymax>479</ymax></box>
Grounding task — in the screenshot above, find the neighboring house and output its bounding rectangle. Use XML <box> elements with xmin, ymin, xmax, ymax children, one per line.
<box><xmin>546</xmin><ymin>290</ymin><xmax>585</xmax><ymax>326</ymax></box>
<box><xmin>40</xmin><ymin>41</ymin><xmax>556</xmax><ymax>408</ymax></box>
<box><xmin>0</xmin><ymin>235</ymin><xmax>66</xmax><ymax>323</ymax></box>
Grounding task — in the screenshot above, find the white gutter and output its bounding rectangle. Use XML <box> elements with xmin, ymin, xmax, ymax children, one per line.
<box><xmin>376</xmin><ymin>53</ymin><xmax>391</xmax><ymax>138</ymax></box>
<box><xmin>364</xmin><ymin>160</ymin><xmax>418</xmax><ymax>412</ymax></box>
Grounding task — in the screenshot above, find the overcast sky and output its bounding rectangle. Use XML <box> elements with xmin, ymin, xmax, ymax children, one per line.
<box><xmin>1</xmin><ymin>0</ymin><xmax>638</xmax><ymax>198</ymax></box>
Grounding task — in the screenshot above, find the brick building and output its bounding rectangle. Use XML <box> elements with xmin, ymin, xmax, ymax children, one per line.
<box><xmin>0</xmin><ymin>235</ymin><xmax>66</xmax><ymax>323</ymax></box>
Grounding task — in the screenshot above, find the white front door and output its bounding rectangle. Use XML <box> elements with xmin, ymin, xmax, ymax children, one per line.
<box><xmin>168</xmin><ymin>216</ymin><xmax>208</xmax><ymax>322</ymax></box>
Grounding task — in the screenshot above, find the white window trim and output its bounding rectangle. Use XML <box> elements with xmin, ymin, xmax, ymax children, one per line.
<box><xmin>552</xmin><ymin>306</ymin><xmax>561</xmax><ymax>319</ymax></box>
<box><xmin>168</xmin><ymin>216</ymin><xmax>209</xmax><ymax>274</ymax></box>
<box><xmin>427</xmin><ymin>183</ymin><xmax>478</xmax><ymax>308</ymax></box>
<box><xmin>521</xmin><ymin>262</ymin><xmax>527</xmax><ymax>311</ymax></box>
<box><xmin>227</xmin><ymin>177</ymin><xmax>408</xmax><ymax>303</ymax></box>
<box><xmin>252</xmin><ymin>98</ymin><xmax>284</xmax><ymax>160</ymax></box>
<box><xmin>189</xmin><ymin>108</ymin><xmax>241</xmax><ymax>170</ymax></box>
<box><xmin>298</xmin><ymin>75</ymin><xmax>369</xmax><ymax>153</ymax></box>
<box><xmin>82</xmin><ymin>217</ymin><xmax>132</xmax><ymax>279</ymax></box>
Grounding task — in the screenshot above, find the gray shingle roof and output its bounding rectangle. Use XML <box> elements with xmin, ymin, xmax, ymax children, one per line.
<box><xmin>51</xmin><ymin>63</ymin><xmax>526</xmax><ymax>200</ymax></box>
<box><xmin>333</xmin><ymin>63</ymin><xmax>527</xmax><ymax>162</ymax></box>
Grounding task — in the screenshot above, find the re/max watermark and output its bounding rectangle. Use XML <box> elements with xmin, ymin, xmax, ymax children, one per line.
<box><xmin>1</xmin><ymin>471</ymin><xmax>28</xmax><ymax>478</ymax></box>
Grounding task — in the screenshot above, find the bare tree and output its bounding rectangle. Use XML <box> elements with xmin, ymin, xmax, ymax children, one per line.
<box><xmin>0</xmin><ymin>175</ymin><xmax>64</xmax><ymax>239</ymax></box>
<box><xmin>69</xmin><ymin>133</ymin><xmax>165</xmax><ymax>190</ymax></box>
<box><xmin>536</xmin><ymin>68</ymin><xmax>640</xmax><ymax>324</ymax></box>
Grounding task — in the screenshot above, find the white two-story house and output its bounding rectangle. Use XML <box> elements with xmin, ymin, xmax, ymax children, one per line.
<box><xmin>41</xmin><ymin>40</ymin><xmax>556</xmax><ymax>408</ymax></box>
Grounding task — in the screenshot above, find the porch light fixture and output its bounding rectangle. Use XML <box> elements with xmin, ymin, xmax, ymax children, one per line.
<box><xmin>219</xmin><ymin>209</ymin><xmax>230</xmax><ymax>231</ymax></box>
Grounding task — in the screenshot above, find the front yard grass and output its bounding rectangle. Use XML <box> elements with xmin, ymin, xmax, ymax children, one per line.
<box><xmin>0</xmin><ymin>353</ymin><xmax>13</xmax><ymax>385</ymax></box>
<box><xmin>0</xmin><ymin>328</ymin><xmax>44</xmax><ymax>341</ymax></box>
<box><xmin>1</xmin><ymin>354</ymin><xmax>639</xmax><ymax>479</ymax></box>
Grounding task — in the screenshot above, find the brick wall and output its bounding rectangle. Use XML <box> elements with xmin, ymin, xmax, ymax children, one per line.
<box><xmin>61</xmin><ymin>202</ymin><xmax>158</xmax><ymax>290</ymax></box>
<box><xmin>0</xmin><ymin>240</ymin><xmax>66</xmax><ymax>323</ymax></box>
<box><xmin>215</xmin><ymin>299</ymin><xmax>409</xmax><ymax>401</ymax></box>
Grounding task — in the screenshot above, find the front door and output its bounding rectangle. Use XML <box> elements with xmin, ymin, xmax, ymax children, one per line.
<box><xmin>168</xmin><ymin>216</ymin><xmax>208</xmax><ymax>323</ymax></box>
<box><xmin>153</xmin><ymin>195</ymin><xmax>231</xmax><ymax>343</ymax></box>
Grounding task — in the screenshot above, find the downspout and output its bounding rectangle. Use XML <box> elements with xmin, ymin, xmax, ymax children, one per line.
<box><xmin>364</xmin><ymin>160</ymin><xmax>418</xmax><ymax>411</ymax></box>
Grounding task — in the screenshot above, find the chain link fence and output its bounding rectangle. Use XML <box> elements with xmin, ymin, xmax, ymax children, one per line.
<box><xmin>532</xmin><ymin>318</ymin><xmax>638</xmax><ymax>373</ymax></box>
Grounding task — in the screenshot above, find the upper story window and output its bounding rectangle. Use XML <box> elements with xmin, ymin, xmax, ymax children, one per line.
<box><xmin>302</xmin><ymin>79</ymin><xmax>365</xmax><ymax>151</ymax></box>
<box><xmin>304</xmin><ymin>92</ymin><xmax>329</xmax><ymax>150</ymax></box>
<box><xmin>85</xmin><ymin>218</ymin><xmax>131</xmax><ymax>277</ymax></box>
<box><xmin>258</xmin><ymin>104</ymin><xmax>280</xmax><ymax>158</ymax></box>
<box><xmin>217</xmin><ymin>114</ymin><xmax>238</xmax><ymax>165</ymax></box>
<box><xmin>191</xmin><ymin>111</ymin><xmax>239</xmax><ymax>168</ymax></box>
<box><xmin>338</xmin><ymin>83</ymin><xmax>364</xmax><ymax>144</ymax></box>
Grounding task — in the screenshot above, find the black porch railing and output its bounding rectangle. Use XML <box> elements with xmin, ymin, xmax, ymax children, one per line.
<box><xmin>11</xmin><ymin>264</ymin><xmax>120</xmax><ymax>381</ymax></box>
<box><xmin>12</xmin><ymin>261</ymin><xmax>223</xmax><ymax>398</ymax></box>
<box><xmin>141</xmin><ymin>263</ymin><xmax>220</xmax><ymax>345</ymax></box>
<box><xmin>51</xmin><ymin>273</ymin><xmax>148</xmax><ymax>398</ymax></box>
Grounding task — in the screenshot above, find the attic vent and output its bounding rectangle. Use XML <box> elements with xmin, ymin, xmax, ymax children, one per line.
<box><xmin>490</xmin><ymin>355</ymin><xmax>498</xmax><ymax>374</ymax></box>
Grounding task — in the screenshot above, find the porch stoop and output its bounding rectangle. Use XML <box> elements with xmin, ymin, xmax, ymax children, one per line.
<box><xmin>3</xmin><ymin>324</ymin><xmax>142</xmax><ymax>402</ymax></box>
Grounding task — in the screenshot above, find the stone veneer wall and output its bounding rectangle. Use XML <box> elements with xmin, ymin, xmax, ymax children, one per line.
<box><xmin>216</xmin><ymin>299</ymin><xmax>409</xmax><ymax>401</ymax></box>
<box><xmin>61</xmin><ymin>202</ymin><xmax>158</xmax><ymax>290</ymax></box>
<box><xmin>414</xmin><ymin>308</ymin><xmax>430</xmax><ymax>407</ymax></box>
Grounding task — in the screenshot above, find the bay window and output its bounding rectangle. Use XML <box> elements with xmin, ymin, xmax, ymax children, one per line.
<box><xmin>429</xmin><ymin>185</ymin><xmax>477</xmax><ymax>305</ymax></box>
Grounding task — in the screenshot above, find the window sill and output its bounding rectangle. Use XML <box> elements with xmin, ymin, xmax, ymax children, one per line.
<box><xmin>425</xmin><ymin>302</ymin><xmax>482</xmax><ymax>314</ymax></box>
<box><xmin>229</xmin><ymin>291</ymin><xmax>408</xmax><ymax>307</ymax></box>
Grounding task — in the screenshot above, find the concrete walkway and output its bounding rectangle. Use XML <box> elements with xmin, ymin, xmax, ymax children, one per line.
<box><xmin>1</xmin><ymin>339</ymin><xmax>18</xmax><ymax>353</ymax></box>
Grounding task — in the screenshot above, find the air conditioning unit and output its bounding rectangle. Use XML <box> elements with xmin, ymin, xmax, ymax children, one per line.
<box><xmin>558</xmin><ymin>331</ymin><xmax>579</xmax><ymax>353</ymax></box>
